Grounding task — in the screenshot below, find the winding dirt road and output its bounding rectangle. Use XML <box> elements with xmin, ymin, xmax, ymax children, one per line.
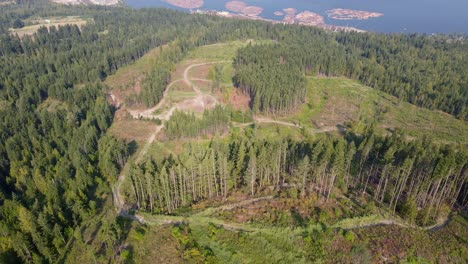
<box><xmin>112</xmin><ymin>60</ymin><xmax>448</xmax><ymax>233</ymax></box>
<box><xmin>113</xmin><ymin>61</ymin><xmax>231</xmax><ymax>217</ymax></box>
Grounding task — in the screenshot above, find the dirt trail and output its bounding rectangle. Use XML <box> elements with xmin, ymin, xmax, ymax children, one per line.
<box><xmin>113</xmin><ymin>60</ymin><xmax>449</xmax><ymax>233</ymax></box>
<box><xmin>235</xmin><ymin>118</ymin><xmax>340</xmax><ymax>134</ymax></box>
<box><xmin>194</xmin><ymin>196</ymin><xmax>274</xmax><ymax>217</ymax></box>
<box><xmin>337</xmin><ymin>215</ymin><xmax>450</xmax><ymax>231</ymax></box>
<box><xmin>183</xmin><ymin>61</ymin><xmax>230</xmax><ymax>95</ymax></box>
<box><xmin>127</xmin><ymin>79</ymin><xmax>183</xmax><ymax>119</ymax></box>
<box><xmin>254</xmin><ymin>117</ymin><xmax>302</xmax><ymax>128</ymax></box>
<box><xmin>113</xmin><ymin>61</ymin><xmax>232</xmax><ymax>217</ymax></box>
<box><xmin>136</xmin><ymin>194</ymin><xmax>451</xmax><ymax>234</ymax></box>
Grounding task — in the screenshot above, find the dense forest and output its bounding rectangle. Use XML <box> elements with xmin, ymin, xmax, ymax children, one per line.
<box><xmin>0</xmin><ymin>1</ymin><xmax>467</xmax><ymax>262</ymax></box>
<box><xmin>234</xmin><ymin>44</ymin><xmax>307</xmax><ymax>114</ymax></box>
<box><xmin>0</xmin><ymin>3</ymin><xmax>231</xmax><ymax>263</ymax></box>
<box><xmin>164</xmin><ymin>106</ymin><xmax>231</xmax><ymax>139</ymax></box>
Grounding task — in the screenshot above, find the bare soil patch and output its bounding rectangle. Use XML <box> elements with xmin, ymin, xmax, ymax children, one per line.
<box><xmin>311</xmin><ymin>95</ymin><xmax>358</xmax><ymax>128</ymax></box>
<box><xmin>192</xmin><ymin>79</ymin><xmax>212</xmax><ymax>93</ymax></box>
<box><xmin>177</xmin><ymin>95</ymin><xmax>216</xmax><ymax>113</ymax></box>
<box><xmin>109</xmin><ymin>113</ymin><xmax>158</xmax><ymax>144</ymax></box>
<box><xmin>171</xmin><ymin>60</ymin><xmax>196</xmax><ymax>80</ymax></box>
<box><xmin>170</xmin><ymin>81</ymin><xmax>191</xmax><ymax>92</ymax></box>
<box><xmin>188</xmin><ymin>64</ymin><xmax>211</xmax><ymax>80</ymax></box>
<box><xmin>226</xmin><ymin>89</ymin><xmax>250</xmax><ymax>110</ymax></box>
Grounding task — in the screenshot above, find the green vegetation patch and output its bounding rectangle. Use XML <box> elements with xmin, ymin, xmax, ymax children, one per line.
<box><xmin>289</xmin><ymin>77</ymin><xmax>468</xmax><ymax>143</ymax></box>
<box><xmin>104</xmin><ymin>45</ymin><xmax>166</xmax><ymax>91</ymax></box>
<box><xmin>185</xmin><ymin>40</ymin><xmax>273</xmax><ymax>61</ymax></box>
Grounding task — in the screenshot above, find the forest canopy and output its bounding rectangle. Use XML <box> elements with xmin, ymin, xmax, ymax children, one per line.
<box><xmin>0</xmin><ymin>1</ymin><xmax>466</xmax><ymax>263</ymax></box>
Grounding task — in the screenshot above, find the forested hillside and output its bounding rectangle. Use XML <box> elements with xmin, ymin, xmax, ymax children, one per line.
<box><xmin>0</xmin><ymin>1</ymin><xmax>467</xmax><ymax>263</ymax></box>
<box><xmin>127</xmin><ymin>125</ymin><xmax>467</xmax><ymax>225</ymax></box>
<box><xmin>234</xmin><ymin>44</ymin><xmax>307</xmax><ymax>114</ymax></box>
<box><xmin>232</xmin><ymin>34</ymin><xmax>467</xmax><ymax>118</ymax></box>
<box><xmin>0</xmin><ymin>4</ymin><xmax>236</xmax><ymax>262</ymax></box>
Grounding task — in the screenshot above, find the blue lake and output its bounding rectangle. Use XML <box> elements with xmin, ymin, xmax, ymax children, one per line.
<box><xmin>125</xmin><ymin>0</ymin><xmax>468</xmax><ymax>34</ymax></box>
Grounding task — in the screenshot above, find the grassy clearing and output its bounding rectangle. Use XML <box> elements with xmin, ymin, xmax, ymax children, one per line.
<box><xmin>186</xmin><ymin>40</ymin><xmax>272</xmax><ymax>61</ymax></box>
<box><xmin>287</xmin><ymin>77</ymin><xmax>467</xmax><ymax>143</ymax></box>
<box><xmin>185</xmin><ymin>41</ymin><xmax>243</xmax><ymax>61</ymax></box>
<box><xmin>167</xmin><ymin>90</ymin><xmax>198</xmax><ymax>103</ymax></box>
<box><xmin>123</xmin><ymin>225</ymin><xmax>185</xmax><ymax>263</ymax></box>
<box><xmin>104</xmin><ymin>45</ymin><xmax>166</xmax><ymax>91</ymax></box>
<box><xmin>108</xmin><ymin>118</ymin><xmax>158</xmax><ymax>144</ymax></box>
<box><xmin>9</xmin><ymin>16</ymin><xmax>89</xmax><ymax>38</ymax></box>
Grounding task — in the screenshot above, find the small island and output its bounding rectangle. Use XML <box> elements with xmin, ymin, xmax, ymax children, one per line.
<box><xmin>282</xmin><ymin>8</ymin><xmax>297</xmax><ymax>24</ymax></box>
<box><xmin>326</xmin><ymin>8</ymin><xmax>383</xmax><ymax>20</ymax></box>
<box><xmin>225</xmin><ymin>1</ymin><xmax>246</xmax><ymax>12</ymax></box>
<box><xmin>241</xmin><ymin>6</ymin><xmax>263</xmax><ymax>16</ymax></box>
<box><xmin>295</xmin><ymin>11</ymin><xmax>324</xmax><ymax>26</ymax></box>
<box><xmin>274</xmin><ymin>11</ymin><xmax>284</xmax><ymax>16</ymax></box>
<box><xmin>165</xmin><ymin>0</ymin><xmax>204</xmax><ymax>9</ymax></box>
<box><xmin>225</xmin><ymin>1</ymin><xmax>263</xmax><ymax>17</ymax></box>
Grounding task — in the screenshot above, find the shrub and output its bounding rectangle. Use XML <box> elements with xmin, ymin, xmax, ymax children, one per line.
<box><xmin>399</xmin><ymin>197</ymin><xmax>417</xmax><ymax>223</ymax></box>
<box><xmin>344</xmin><ymin>230</ymin><xmax>355</xmax><ymax>242</ymax></box>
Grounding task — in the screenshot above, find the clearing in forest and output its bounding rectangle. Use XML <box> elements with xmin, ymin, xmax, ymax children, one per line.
<box><xmin>105</xmin><ymin>45</ymin><xmax>168</xmax><ymax>107</ymax></box>
<box><xmin>9</xmin><ymin>16</ymin><xmax>89</xmax><ymax>38</ymax></box>
<box><xmin>284</xmin><ymin>77</ymin><xmax>468</xmax><ymax>143</ymax></box>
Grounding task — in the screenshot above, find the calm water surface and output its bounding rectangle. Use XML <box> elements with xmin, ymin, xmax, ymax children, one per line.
<box><xmin>125</xmin><ymin>0</ymin><xmax>468</xmax><ymax>33</ymax></box>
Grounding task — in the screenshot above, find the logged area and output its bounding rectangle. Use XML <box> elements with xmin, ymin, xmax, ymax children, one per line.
<box><xmin>0</xmin><ymin>2</ymin><xmax>466</xmax><ymax>264</ymax></box>
<box><xmin>9</xmin><ymin>16</ymin><xmax>88</xmax><ymax>38</ymax></box>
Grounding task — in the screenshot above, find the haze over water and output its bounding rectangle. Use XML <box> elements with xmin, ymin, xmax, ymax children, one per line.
<box><xmin>125</xmin><ymin>0</ymin><xmax>468</xmax><ymax>34</ymax></box>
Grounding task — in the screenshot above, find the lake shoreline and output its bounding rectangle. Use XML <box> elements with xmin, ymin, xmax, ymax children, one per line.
<box><xmin>192</xmin><ymin>9</ymin><xmax>365</xmax><ymax>33</ymax></box>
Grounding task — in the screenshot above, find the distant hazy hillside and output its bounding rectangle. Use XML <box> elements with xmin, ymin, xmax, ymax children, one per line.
<box><xmin>50</xmin><ymin>0</ymin><xmax>119</xmax><ymax>5</ymax></box>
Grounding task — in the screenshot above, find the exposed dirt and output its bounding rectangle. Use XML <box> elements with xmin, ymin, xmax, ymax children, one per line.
<box><xmin>312</xmin><ymin>95</ymin><xmax>359</xmax><ymax>129</ymax></box>
<box><xmin>108</xmin><ymin>118</ymin><xmax>158</xmax><ymax>144</ymax></box>
<box><xmin>188</xmin><ymin>64</ymin><xmax>211</xmax><ymax>80</ymax></box>
<box><xmin>114</xmin><ymin>61</ymin><xmax>229</xmax><ymax>217</ymax></box>
<box><xmin>226</xmin><ymin>89</ymin><xmax>250</xmax><ymax>110</ymax></box>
